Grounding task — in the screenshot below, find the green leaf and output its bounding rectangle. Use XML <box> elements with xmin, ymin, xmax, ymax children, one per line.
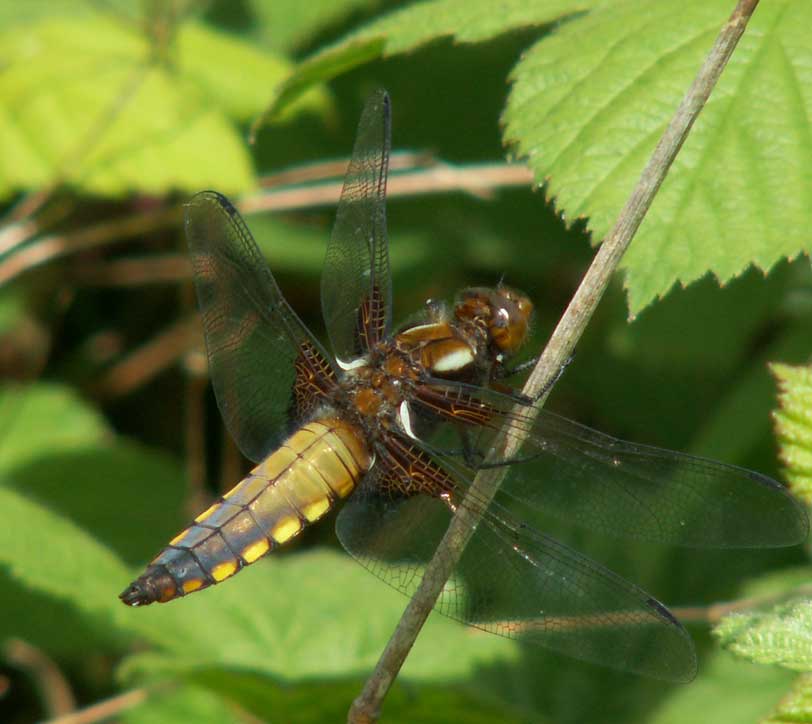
<box><xmin>0</xmin><ymin>383</ymin><xmax>189</xmax><ymax>655</ymax></box>
<box><xmin>504</xmin><ymin>0</ymin><xmax>812</xmax><ymax>315</ymax></box>
<box><xmin>248</xmin><ymin>213</ymin><xmax>432</xmax><ymax>274</ymax></box>
<box><xmin>0</xmin><ymin>0</ymin><xmax>139</xmax><ymax>26</ymax></box>
<box><xmin>117</xmin><ymin>550</ymin><xmax>517</xmax><ymax>683</ymax></box>
<box><xmin>178</xmin><ymin>22</ymin><xmax>326</xmax><ymax>123</ymax></box>
<box><xmin>764</xmin><ymin>673</ymin><xmax>812</xmax><ymax>724</ymax></box>
<box><xmin>122</xmin><ymin>684</ymin><xmax>246</xmax><ymax>724</ymax></box>
<box><xmin>715</xmin><ymin>600</ymin><xmax>812</xmax><ymax>671</ymax></box>
<box><xmin>0</xmin><ymin>16</ymin><xmax>325</xmax><ymax>197</ymax></box>
<box><xmin>649</xmin><ymin>650</ymin><xmax>794</xmax><ymax>724</ymax></box>
<box><xmin>0</xmin><ymin>483</ymin><xmax>138</xmax><ymax>637</ymax></box>
<box><xmin>259</xmin><ymin>0</ymin><xmax>594</xmax><ymax>123</ymax></box>
<box><xmin>248</xmin><ymin>0</ymin><xmax>379</xmax><ymax>54</ymax></box>
<box><xmin>8</xmin><ymin>441</ymin><xmax>185</xmax><ymax>565</ymax></box>
<box><xmin>186</xmin><ymin>668</ymin><xmax>524</xmax><ymax>724</ymax></box>
<box><xmin>0</xmin><ymin>383</ymin><xmax>110</xmax><ymax>472</ymax></box>
<box><xmin>771</xmin><ymin>362</ymin><xmax>812</xmax><ymax>503</ymax></box>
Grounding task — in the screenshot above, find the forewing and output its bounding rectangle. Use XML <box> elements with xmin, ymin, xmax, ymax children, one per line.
<box><xmin>185</xmin><ymin>191</ymin><xmax>336</xmax><ymax>463</ymax></box>
<box><xmin>321</xmin><ymin>89</ymin><xmax>392</xmax><ymax>363</ymax></box>
<box><xmin>411</xmin><ymin>381</ymin><xmax>809</xmax><ymax>548</ymax></box>
<box><xmin>337</xmin><ymin>465</ymin><xmax>696</xmax><ymax>682</ymax></box>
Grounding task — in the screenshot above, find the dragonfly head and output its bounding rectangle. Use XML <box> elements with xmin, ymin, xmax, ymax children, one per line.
<box><xmin>455</xmin><ymin>286</ymin><xmax>533</xmax><ymax>356</ymax></box>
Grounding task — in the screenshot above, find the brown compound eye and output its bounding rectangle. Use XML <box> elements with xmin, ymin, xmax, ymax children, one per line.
<box><xmin>487</xmin><ymin>288</ymin><xmax>533</xmax><ymax>355</ymax></box>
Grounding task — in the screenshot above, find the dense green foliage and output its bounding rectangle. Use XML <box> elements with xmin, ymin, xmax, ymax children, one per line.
<box><xmin>1</xmin><ymin>1</ymin><xmax>810</xmax><ymax>722</ymax></box>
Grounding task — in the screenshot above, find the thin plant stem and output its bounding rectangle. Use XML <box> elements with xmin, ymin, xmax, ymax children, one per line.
<box><xmin>348</xmin><ymin>1</ymin><xmax>762</xmax><ymax>721</ymax></box>
<box><xmin>0</xmin><ymin>163</ymin><xmax>531</xmax><ymax>289</ymax></box>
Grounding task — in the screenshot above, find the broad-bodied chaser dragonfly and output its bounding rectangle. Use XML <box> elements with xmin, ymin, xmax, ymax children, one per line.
<box><xmin>121</xmin><ymin>90</ymin><xmax>807</xmax><ymax>682</ymax></box>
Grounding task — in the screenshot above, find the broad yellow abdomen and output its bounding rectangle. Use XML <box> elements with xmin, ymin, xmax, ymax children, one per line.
<box><xmin>120</xmin><ymin>419</ymin><xmax>371</xmax><ymax>606</ymax></box>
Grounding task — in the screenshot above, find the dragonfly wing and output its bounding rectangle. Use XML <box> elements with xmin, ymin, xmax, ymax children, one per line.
<box><xmin>185</xmin><ymin>191</ymin><xmax>336</xmax><ymax>463</ymax></box>
<box><xmin>337</xmin><ymin>464</ymin><xmax>696</xmax><ymax>682</ymax></box>
<box><xmin>321</xmin><ymin>89</ymin><xmax>392</xmax><ymax>363</ymax></box>
<box><xmin>410</xmin><ymin>380</ymin><xmax>808</xmax><ymax>548</ymax></box>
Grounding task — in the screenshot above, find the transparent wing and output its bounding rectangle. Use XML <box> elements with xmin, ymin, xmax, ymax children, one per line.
<box><xmin>321</xmin><ymin>89</ymin><xmax>392</xmax><ymax>364</ymax></box>
<box><xmin>185</xmin><ymin>191</ymin><xmax>336</xmax><ymax>463</ymax></box>
<box><xmin>337</xmin><ymin>465</ymin><xmax>696</xmax><ymax>682</ymax></box>
<box><xmin>410</xmin><ymin>381</ymin><xmax>808</xmax><ymax>548</ymax></box>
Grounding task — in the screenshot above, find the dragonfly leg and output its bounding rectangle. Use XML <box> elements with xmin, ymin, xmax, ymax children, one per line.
<box><xmin>530</xmin><ymin>354</ymin><xmax>574</xmax><ymax>401</ymax></box>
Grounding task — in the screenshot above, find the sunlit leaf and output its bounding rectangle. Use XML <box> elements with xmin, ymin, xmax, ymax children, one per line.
<box><xmin>715</xmin><ymin>599</ymin><xmax>812</xmax><ymax>671</ymax></box>
<box><xmin>763</xmin><ymin>673</ymin><xmax>812</xmax><ymax>724</ymax></box>
<box><xmin>8</xmin><ymin>441</ymin><xmax>185</xmax><ymax>565</ymax></box>
<box><xmin>0</xmin><ymin>383</ymin><xmax>110</xmax><ymax>472</ymax></box>
<box><xmin>259</xmin><ymin>0</ymin><xmax>594</xmax><ymax>123</ymax></box>
<box><xmin>504</xmin><ymin>0</ymin><xmax>812</xmax><ymax>314</ymax></box>
<box><xmin>0</xmin><ymin>15</ymin><xmax>326</xmax><ymax>197</ymax></box>
<box><xmin>0</xmin><ymin>484</ymin><xmax>138</xmax><ymax>636</ymax></box>
<box><xmin>771</xmin><ymin>362</ymin><xmax>812</xmax><ymax>503</ymax></box>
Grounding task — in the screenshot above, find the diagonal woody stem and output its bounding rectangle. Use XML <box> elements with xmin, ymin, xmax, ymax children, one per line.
<box><xmin>348</xmin><ymin>1</ymin><xmax>761</xmax><ymax>721</ymax></box>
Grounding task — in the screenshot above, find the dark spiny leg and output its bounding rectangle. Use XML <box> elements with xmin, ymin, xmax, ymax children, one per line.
<box><xmin>533</xmin><ymin>355</ymin><xmax>574</xmax><ymax>401</ymax></box>
<box><xmin>496</xmin><ymin>354</ymin><xmax>574</xmax><ymax>396</ymax></box>
<box><xmin>496</xmin><ymin>355</ymin><xmax>539</xmax><ymax>379</ymax></box>
<box><xmin>459</xmin><ymin>427</ymin><xmax>486</xmax><ymax>469</ymax></box>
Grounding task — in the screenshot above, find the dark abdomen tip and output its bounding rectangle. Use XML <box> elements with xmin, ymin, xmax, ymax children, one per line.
<box><xmin>119</xmin><ymin>566</ymin><xmax>178</xmax><ymax>607</ymax></box>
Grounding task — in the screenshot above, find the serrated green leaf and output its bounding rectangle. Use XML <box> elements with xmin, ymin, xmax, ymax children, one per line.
<box><xmin>260</xmin><ymin>0</ymin><xmax>594</xmax><ymax>122</ymax></box>
<box><xmin>117</xmin><ymin>550</ymin><xmax>516</xmax><ymax>683</ymax></box>
<box><xmin>504</xmin><ymin>0</ymin><xmax>812</xmax><ymax>315</ymax></box>
<box><xmin>715</xmin><ymin>600</ymin><xmax>812</xmax><ymax>671</ymax></box>
<box><xmin>0</xmin><ymin>16</ymin><xmax>326</xmax><ymax>197</ymax></box>
<box><xmin>771</xmin><ymin>363</ymin><xmax>812</xmax><ymax>503</ymax></box>
<box><xmin>0</xmin><ymin>383</ymin><xmax>110</xmax><ymax>472</ymax></box>
<box><xmin>649</xmin><ymin>650</ymin><xmax>794</xmax><ymax>724</ymax></box>
<box><xmin>764</xmin><ymin>673</ymin><xmax>812</xmax><ymax>724</ymax></box>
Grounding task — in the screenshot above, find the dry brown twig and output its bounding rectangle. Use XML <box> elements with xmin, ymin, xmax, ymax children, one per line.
<box><xmin>347</xmin><ymin>1</ymin><xmax>762</xmax><ymax>721</ymax></box>
<box><xmin>0</xmin><ymin>162</ymin><xmax>531</xmax><ymax>289</ymax></box>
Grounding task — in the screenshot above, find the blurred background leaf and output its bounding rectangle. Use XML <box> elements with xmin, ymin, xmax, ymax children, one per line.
<box><xmin>0</xmin><ymin>11</ymin><xmax>327</xmax><ymax>196</ymax></box>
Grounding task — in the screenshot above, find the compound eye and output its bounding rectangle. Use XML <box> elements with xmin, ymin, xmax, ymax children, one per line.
<box><xmin>495</xmin><ymin>307</ymin><xmax>510</xmax><ymax>326</ymax></box>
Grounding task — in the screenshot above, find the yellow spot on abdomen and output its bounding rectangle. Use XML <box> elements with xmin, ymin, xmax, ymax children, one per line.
<box><xmin>211</xmin><ymin>561</ymin><xmax>238</xmax><ymax>582</ymax></box>
<box><xmin>195</xmin><ymin>502</ymin><xmax>220</xmax><ymax>523</ymax></box>
<box><xmin>271</xmin><ymin>516</ymin><xmax>301</xmax><ymax>544</ymax></box>
<box><xmin>169</xmin><ymin>529</ymin><xmax>188</xmax><ymax>547</ymax></box>
<box><xmin>302</xmin><ymin>497</ymin><xmax>330</xmax><ymax>522</ymax></box>
<box><xmin>241</xmin><ymin>538</ymin><xmax>270</xmax><ymax>563</ymax></box>
<box><xmin>182</xmin><ymin>579</ymin><xmax>203</xmax><ymax>594</ymax></box>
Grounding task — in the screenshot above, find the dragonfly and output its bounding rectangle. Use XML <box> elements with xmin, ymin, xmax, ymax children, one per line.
<box><xmin>120</xmin><ymin>90</ymin><xmax>808</xmax><ymax>682</ymax></box>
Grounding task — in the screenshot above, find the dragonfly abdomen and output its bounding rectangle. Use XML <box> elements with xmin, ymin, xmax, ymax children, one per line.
<box><xmin>120</xmin><ymin>419</ymin><xmax>371</xmax><ymax>606</ymax></box>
